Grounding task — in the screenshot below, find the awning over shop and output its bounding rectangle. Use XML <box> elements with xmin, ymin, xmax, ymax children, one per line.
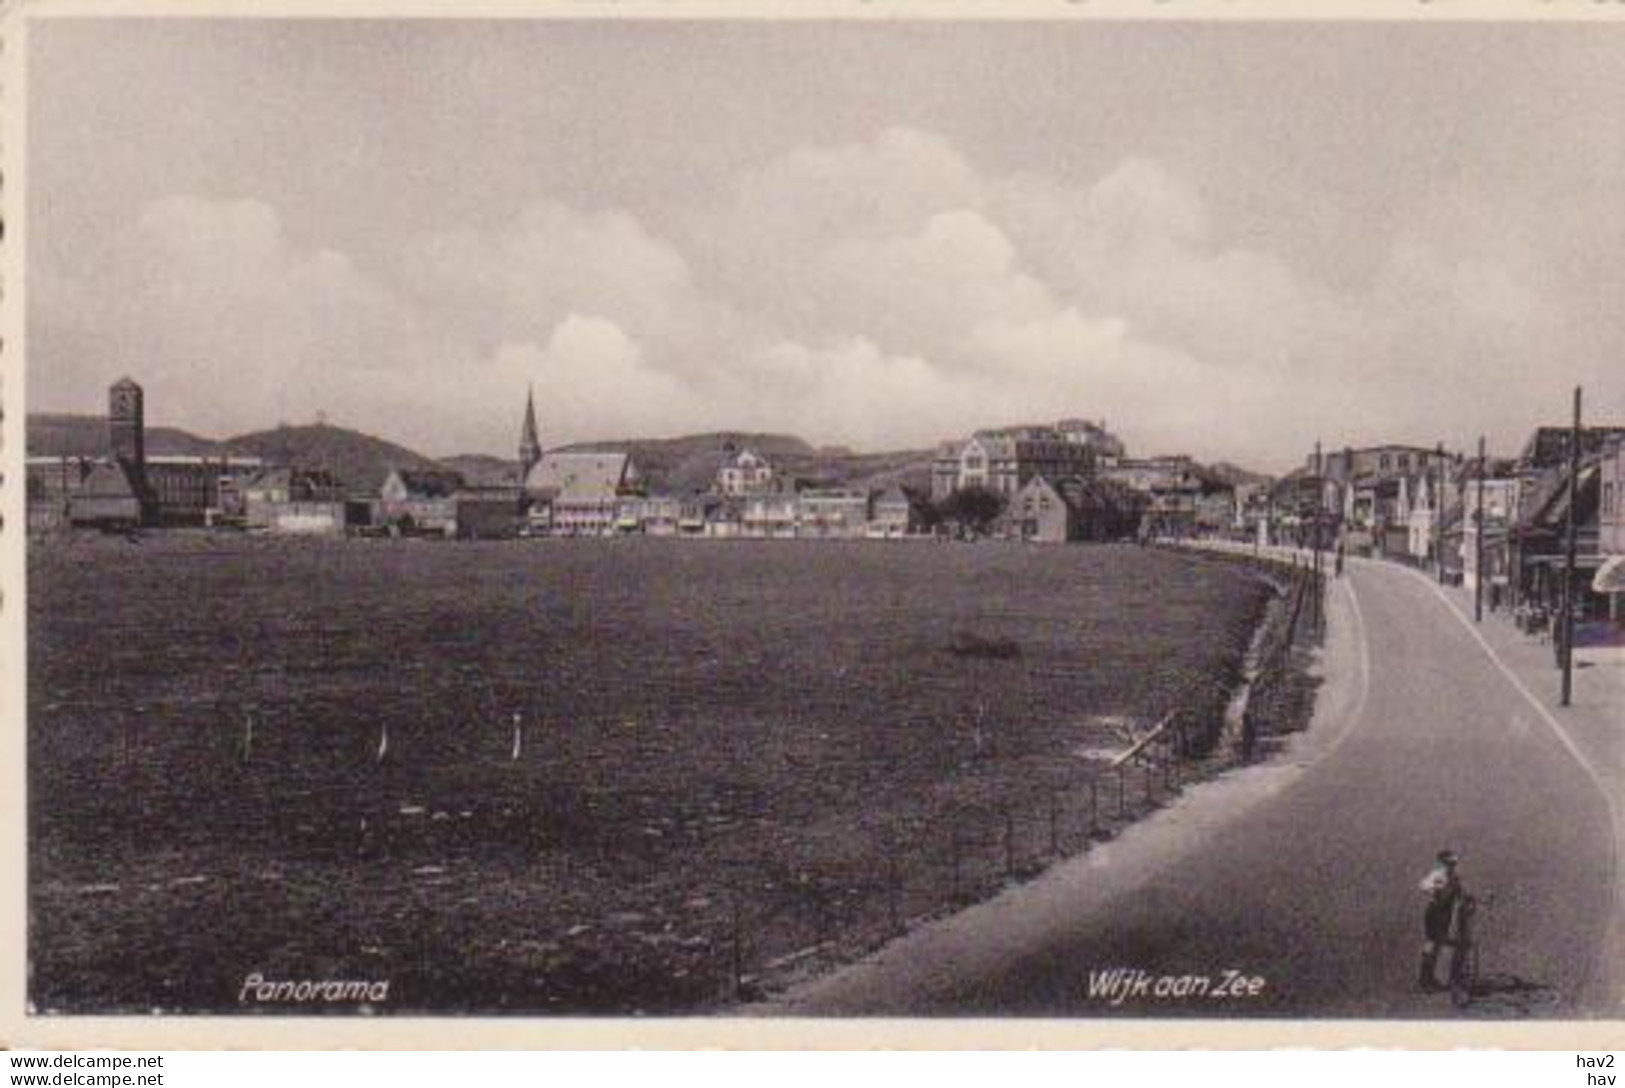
<box><xmin>1594</xmin><ymin>554</ymin><xmax>1625</xmax><ymax>593</ymax></box>
<box><xmin>1524</xmin><ymin>554</ymin><xmax>1607</xmax><ymax>569</ymax></box>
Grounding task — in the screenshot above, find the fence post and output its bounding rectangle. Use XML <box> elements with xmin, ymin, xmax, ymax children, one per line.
<box><xmin>1117</xmin><ymin>766</ymin><xmax>1127</xmax><ymax>819</ymax></box>
<box><xmin>1089</xmin><ymin>778</ymin><xmax>1099</xmax><ymax>837</ymax></box>
<box><xmin>1144</xmin><ymin>760</ymin><xmax>1154</xmax><ymax>805</ymax></box>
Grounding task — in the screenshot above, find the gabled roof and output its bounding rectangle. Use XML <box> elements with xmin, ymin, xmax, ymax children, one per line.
<box><xmin>244</xmin><ymin>467</ymin><xmax>294</xmax><ymax>491</ymax></box>
<box><xmin>968</xmin><ymin>434</ymin><xmax>1017</xmax><ymax>458</ymax></box>
<box><xmin>525</xmin><ymin>451</ymin><xmax>635</xmax><ymax>496</ymax></box>
<box><xmin>1518</xmin><ymin>425</ymin><xmax>1625</xmax><ymax>470</ymax></box>
<box><xmin>1516</xmin><ymin>455</ymin><xmax>1604</xmax><ymax>532</ymax></box>
<box><xmin>78</xmin><ymin>459</ymin><xmax>140</xmax><ymax>500</ymax></box>
<box><xmin>726</xmin><ymin>448</ymin><xmax>769</xmax><ymax>469</ymax></box>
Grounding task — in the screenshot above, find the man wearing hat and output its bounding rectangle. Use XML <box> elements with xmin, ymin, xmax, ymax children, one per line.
<box><xmin>1418</xmin><ymin>849</ymin><xmax>1464</xmax><ymax>991</ymax></box>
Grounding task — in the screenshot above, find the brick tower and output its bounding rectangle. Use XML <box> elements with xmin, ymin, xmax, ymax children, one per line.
<box><xmin>108</xmin><ymin>377</ymin><xmax>146</xmax><ymax>478</ymax></box>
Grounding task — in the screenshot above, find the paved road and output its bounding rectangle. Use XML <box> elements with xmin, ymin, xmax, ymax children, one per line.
<box><xmin>777</xmin><ymin>556</ymin><xmax>1620</xmax><ymax>1018</ymax></box>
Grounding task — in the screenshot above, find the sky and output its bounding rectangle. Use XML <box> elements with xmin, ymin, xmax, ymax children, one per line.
<box><xmin>25</xmin><ymin>18</ymin><xmax>1625</xmax><ymax>470</ymax></box>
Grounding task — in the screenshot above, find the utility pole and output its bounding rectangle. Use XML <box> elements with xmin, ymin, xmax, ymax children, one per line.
<box><xmin>1314</xmin><ymin>440</ymin><xmax>1324</xmax><ymax>628</ymax></box>
<box><xmin>1474</xmin><ymin>435</ymin><xmax>1486</xmax><ymax>623</ymax></box>
<box><xmin>1434</xmin><ymin>442</ymin><xmax>1445</xmax><ymax>583</ymax></box>
<box><xmin>1561</xmin><ymin>386</ymin><xmax>1582</xmax><ymax>707</ymax></box>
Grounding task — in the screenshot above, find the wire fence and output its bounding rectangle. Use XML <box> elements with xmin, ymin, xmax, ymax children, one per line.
<box><xmin>1237</xmin><ymin>550</ymin><xmax>1325</xmax><ymax>762</ymax></box>
<box><xmin>697</xmin><ymin>712</ymin><xmax>1209</xmax><ymax>1004</ymax></box>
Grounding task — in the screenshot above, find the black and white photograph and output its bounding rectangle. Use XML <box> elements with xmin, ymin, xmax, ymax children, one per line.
<box><xmin>8</xmin><ymin>5</ymin><xmax>1625</xmax><ymax>1041</ymax></box>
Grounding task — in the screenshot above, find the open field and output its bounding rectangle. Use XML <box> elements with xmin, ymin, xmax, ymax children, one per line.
<box><xmin>28</xmin><ymin>536</ymin><xmax>1274</xmax><ymax>1013</ymax></box>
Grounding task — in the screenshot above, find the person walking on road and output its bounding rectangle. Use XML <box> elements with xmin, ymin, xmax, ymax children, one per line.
<box><xmin>1418</xmin><ymin>849</ymin><xmax>1465</xmax><ymax>991</ymax></box>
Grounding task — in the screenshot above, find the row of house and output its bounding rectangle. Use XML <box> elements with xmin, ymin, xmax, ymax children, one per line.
<box><xmin>1249</xmin><ymin>432</ymin><xmax>1625</xmax><ymax>638</ymax></box>
<box><xmin>22</xmin><ymin>379</ymin><xmax>538</xmax><ymax>539</ymax></box>
<box><xmin>516</xmin><ymin>445</ymin><xmax>934</xmax><ymax>539</ymax></box>
<box><xmin>1097</xmin><ymin>456</ymin><xmax>1236</xmax><ymax>538</ymax></box>
<box><xmin>533</xmin><ymin>442</ymin><xmax>1154</xmax><ymax>544</ymax></box>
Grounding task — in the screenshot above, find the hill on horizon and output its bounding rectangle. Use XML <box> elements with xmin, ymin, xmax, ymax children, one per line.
<box><xmin>27</xmin><ymin>413</ymin><xmax>237</xmax><ymax>460</ymax></box>
<box><xmin>549</xmin><ymin>432</ymin><xmax>939</xmax><ymax>495</ymax></box>
<box><xmin>36</xmin><ymin>412</ymin><xmax>1262</xmax><ymax>499</ymax></box>
<box><xmin>555</xmin><ymin>432</ymin><xmax>816</xmax><ymax>495</ymax></box>
<box><xmin>26</xmin><ymin>414</ymin><xmax>444</xmax><ymax>495</ymax></box>
<box><xmin>227</xmin><ymin>424</ymin><xmax>443</xmax><ymax>495</ymax></box>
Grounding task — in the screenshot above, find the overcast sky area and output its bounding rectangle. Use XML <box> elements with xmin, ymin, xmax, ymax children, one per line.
<box><xmin>26</xmin><ymin>18</ymin><xmax>1625</xmax><ymax>470</ymax></box>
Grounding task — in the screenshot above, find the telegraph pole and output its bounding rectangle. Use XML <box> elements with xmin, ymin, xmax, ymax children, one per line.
<box><xmin>1314</xmin><ymin>440</ymin><xmax>1324</xmax><ymax>628</ymax></box>
<box><xmin>1474</xmin><ymin>436</ymin><xmax>1486</xmax><ymax>623</ymax></box>
<box><xmin>1561</xmin><ymin>386</ymin><xmax>1582</xmax><ymax>707</ymax></box>
<box><xmin>1434</xmin><ymin>442</ymin><xmax>1445</xmax><ymax>583</ymax></box>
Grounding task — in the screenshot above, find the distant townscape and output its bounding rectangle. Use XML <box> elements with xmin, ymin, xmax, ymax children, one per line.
<box><xmin>21</xmin><ymin>375</ymin><xmax>1625</xmax><ymax>631</ymax></box>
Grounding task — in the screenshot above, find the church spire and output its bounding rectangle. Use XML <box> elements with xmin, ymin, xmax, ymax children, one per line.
<box><xmin>519</xmin><ymin>385</ymin><xmax>543</xmax><ymax>480</ymax></box>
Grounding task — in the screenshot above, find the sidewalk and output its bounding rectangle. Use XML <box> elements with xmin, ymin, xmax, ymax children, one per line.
<box><xmin>1360</xmin><ymin>557</ymin><xmax>1625</xmax><ymax>1015</ymax></box>
<box><xmin>1184</xmin><ymin>542</ymin><xmax>1617</xmax><ymax>775</ymax></box>
<box><xmin>1385</xmin><ymin>562</ymin><xmax>1623</xmax><ymax>783</ymax></box>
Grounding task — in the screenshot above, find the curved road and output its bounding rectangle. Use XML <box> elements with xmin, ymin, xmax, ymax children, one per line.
<box><xmin>777</xmin><ymin>556</ymin><xmax>1621</xmax><ymax>1018</ymax></box>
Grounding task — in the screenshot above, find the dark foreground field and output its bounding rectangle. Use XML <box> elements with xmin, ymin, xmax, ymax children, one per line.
<box><xmin>29</xmin><ymin>536</ymin><xmax>1273</xmax><ymax>1014</ymax></box>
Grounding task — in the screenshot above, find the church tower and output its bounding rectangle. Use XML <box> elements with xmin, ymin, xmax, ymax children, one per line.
<box><xmin>518</xmin><ymin>385</ymin><xmax>543</xmax><ymax>483</ymax></box>
<box><xmin>109</xmin><ymin>377</ymin><xmax>146</xmax><ymax>479</ymax></box>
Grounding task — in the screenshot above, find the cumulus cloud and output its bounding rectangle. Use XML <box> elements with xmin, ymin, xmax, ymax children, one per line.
<box><xmin>97</xmin><ymin>197</ymin><xmax>441</xmax><ymax>437</ymax></box>
<box><xmin>400</xmin><ymin>200</ymin><xmax>702</xmax><ymax>351</ymax></box>
<box><xmin>31</xmin><ymin>125</ymin><xmax>1607</xmax><ymax>466</ymax></box>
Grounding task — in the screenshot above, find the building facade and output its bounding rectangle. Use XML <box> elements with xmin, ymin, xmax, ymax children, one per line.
<box><xmin>380</xmin><ymin>468</ymin><xmax>466</xmax><ymax>535</ymax></box>
<box><xmin>524</xmin><ymin>451</ymin><xmax>642</xmax><ymax>536</ymax></box>
<box><xmin>717</xmin><ymin>449</ymin><xmax>777</xmax><ymax>496</ymax></box>
<box><xmin>796</xmin><ymin>489</ymin><xmax>871</xmax><ymax>539</ymax></box>
<box><xmin>998</xmin><ymin>475</ymin><xmax>1146</xmax><ymax>544</ymax></box>
<box><xmin>930</xmin><ymin>421</ymin><xmax>1117</xmax><ymax>502</ymax></box>
<box><xmin>1597</xmin><ymin>438</ymin><xmax>1624</xmax><ymax>624</ymax></box>
<box><xmin>741</xmin><ymin>492</ymin><xmax>799</xmax><ymax>538</ymax></box>
<box><xmin>867</xmin><ymin>486</ymin><xmax>929</xmax><ymax>538</ymax></box>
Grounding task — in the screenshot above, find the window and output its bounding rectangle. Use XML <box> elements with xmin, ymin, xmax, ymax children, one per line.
<box><xmin>1379</xmin><ymin>455</ymin><xmax>1391</xmax><ymax>471</ymax></box>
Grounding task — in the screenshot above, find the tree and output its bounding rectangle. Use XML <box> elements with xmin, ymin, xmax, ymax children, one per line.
<box><xmin>936</xmin><ymin>485</ymin><xmax>1007</xmax><ymax>536</ymax></box>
